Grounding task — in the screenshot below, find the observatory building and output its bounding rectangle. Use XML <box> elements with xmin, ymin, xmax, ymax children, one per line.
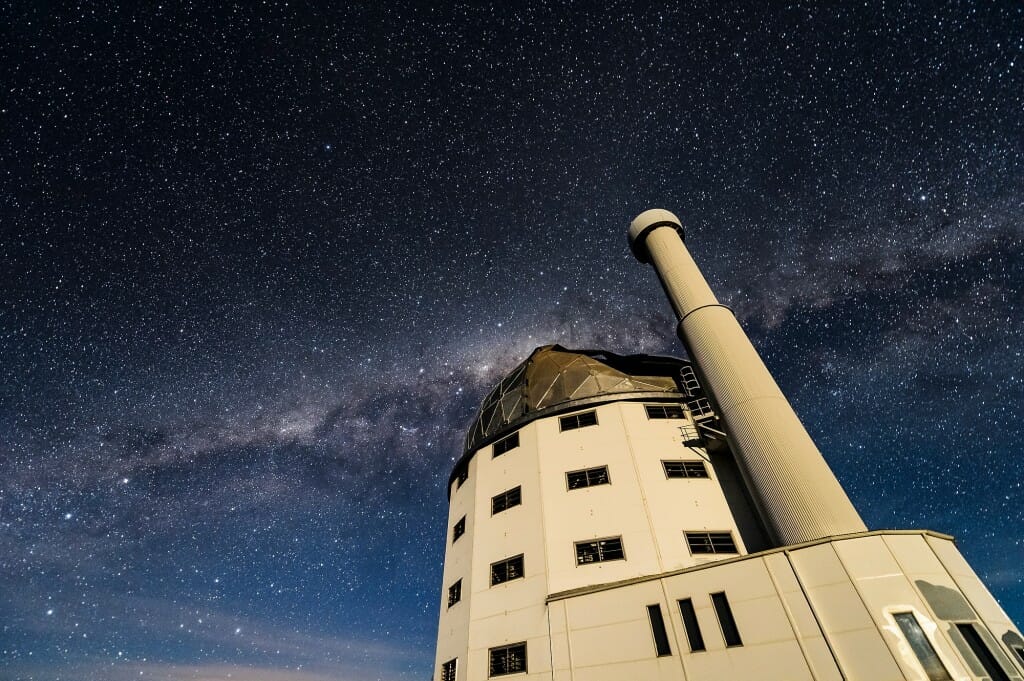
<box><xmin>432</xmin><ymin>210</ymin><xmax>1024</xmax><ymax>681</ymax></box>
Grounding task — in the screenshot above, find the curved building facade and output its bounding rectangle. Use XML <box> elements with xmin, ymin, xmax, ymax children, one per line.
<box><xmin>431</xmin><ymin>212</ymin><xmax>1024</xmax><ymax>681</ymax></box>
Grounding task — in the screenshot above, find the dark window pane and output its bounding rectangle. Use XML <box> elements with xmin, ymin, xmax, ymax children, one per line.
<box><xmin>489</xmin><ymin>642</ymin><xmax>527</xmax><ymax>676</ymax></box>
<box><xmin>560</xmin><ymin>411</ymin><xmax>598</xmax><ymax>431</ymax></box>
<box><xmin>647</xmin><ymin>604</ymin><xmax>672</xmax><ymax>656</ymax></box>
<box><xmin>455</xmin><ymin>463</ymin><xmax>469</xmax><ymax>489</ymax></box>
<box><xmin>493</xmin><ymin>432</ymin><xmax>520</xmax><ymax>457</ymax></box>
<box><xmin>686</xmin><ymin>532</ymin><xmax>738</xmax><ymax>554</ymax></box>
<box><xmin>448</xmin><ymin>579</ymin><xmax>462</xmax><ymax>608</ymax></box>
<box><xmin>646</xmin><ymin>404</ymin><xmax>686</xmax><ymax>419</ymax></box>
<box><xmin>452</xmin><ymin>516</ymin><xmax>466</xmax><ymax>543</ymax></box>
<box><xmin>955</xmin><ymin>622</ymin><xmax>1009</xmax><ymax>681</ymax></box>
<box><xmin>441</xmin><ymin>658</ymin><xmax>457</xmax><ymax>681</ymax></box>
<box><xmin>892</xmin><ymin>613</ymin><xmax>952</xmax><ymax>681</ymax></box>
<box><xmin>711</xmin><ymin>592</ymin><xmax>742</xmax><ymax>647</ymax></box>
<box><xmin>664</xmin><ymin>460</ymin><xmax>709</xmax><ymax>478</ymax></box>
<box><xmin>566</xmin><ymin>466</ymin><xmax>610</xmax><ymax>490</ymax></box>
<box><xmin>576</xmin><ymin>537</ymin><xmax>625</xmax><ymax>564</ymax></box>
<box><xmin>492</xmin><ymin>486</ymin><xmax>522</xmax><ymax>515</ymax></box>
<box><xmin>678</xmin><ymin>598</ymin><xmax>706</xmax><ymax>652</ymax></box>
<box><xmin>490</xmin><ymin>555</ymin><xmax>524</xmax><ymax>586</ymax></box>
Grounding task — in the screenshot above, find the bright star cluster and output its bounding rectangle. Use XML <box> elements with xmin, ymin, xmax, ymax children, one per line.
<box><xmin>2</xmin><ymin>3</ymin><xmax>1022</xmax><ymax>680</ymax></box>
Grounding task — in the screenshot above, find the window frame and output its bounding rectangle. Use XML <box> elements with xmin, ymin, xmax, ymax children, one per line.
<box><xmin>685</xmin><ymin>531</ymin><xmax>738</xmax><ymax>555</ymax></box>
<box><xmin>892</xmin><ymin>612</ymin><xmax>953</xmax><ymax>681</ymax></box>
<box><xmin>488</xmin><ymin>641</ymin><xmax>527</xmax><ymax>677</ymax></box>
<box><xmin>447</xmin><ymin>579</ymin><xmax>462</xmax><ymax>608</ymax></box>
<box><xmin>565</xmin><ymin>465</ymin><xmax>611</xmax><ymax>490</ymax></box>
<box><xmin>491</xmin><ymin>486</ymin><xmax>522</xmax><ymax>515</ymax></box>
<box><xmin>559</xmin><ymin>410</ymin><xmax>598</xmax><ymax>432</ymax></box>
<box><xmin>645</xmin><ymin>404</ymin><xmax>686</xmax><ymax>419</ymax></box>
<box><xmin>711</xmin><ymin>591</ymin><xmax>743</xmax><ymax>647</ymax></box>
<box><xmin>663</xmin><ymin>460</ymin><xmax>709</xmax><ymax>479</ymax></box>
<box><xmin>493</xmin><ymin>431</ymin><xmax>520</xmax><ymax>458</ymax></box>
<box><xmin>574</xmin><ymin>536</ymin><xmax>626</xmax><ymax>565</ymax></box>
<box><xmin>677</xmin><ymin>598</ymin><xmax>706</xmax><ymax>652</ymax></box>
<box><xmin>647</xmin><ymin>604</ymin><xmax>672</xmax><ymax>657</ymax></box>
<box><xmin>441</xmin><ymin>658</ymin><xmax>457</xmax><ymax>681</ymax></box>
<box><xmin>452</xmin><ymin>515</ymin><xmax>466</xmax><ymax>543</ymax></box>
<box><xmin>490</xmin><ymin>554</ymin><xmax>525</xmax><ymax>586</ymax></box>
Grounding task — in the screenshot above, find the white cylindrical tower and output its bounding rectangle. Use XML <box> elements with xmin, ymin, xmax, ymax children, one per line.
<box><xmin>628</xmin><ymin>209</ymin><xmax>866</xmax><ymax>546</ymax></box>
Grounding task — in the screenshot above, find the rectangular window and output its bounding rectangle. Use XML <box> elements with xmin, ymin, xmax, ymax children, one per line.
<box><xmin>646</xmin><ymin>404</ymin><xmax>686</xmax><ymax>419</ymax></box>
<box><xmin>1013</xmin><ymin>646</ymin><xmax>1024</xmax><ymax>667</ymax></box>
<box><xmin>491</xmin><ymin>486</ymin><xmax>522</xmax><ymax>515</ymax></box>
<box><xmin>711</xmin><ymin>592</ymin><xmax>742</xmax><ymax>647</ymax></box>
<box><xmin>685</xmin><ymin>531</ymin><xmax>738</xmax><ymax>554</ymax></box>
<box><xmin>452</xmin><ymin>516</ymin><xmax>466</xmax><ymax>543</ymax></box>
<box><xmin>663</xmin><ymin>460</ymin><xmax>709</xmax><ymax>478</ymax></box>
<box><xmin>454</xmin><ymin>462</ymin><xmax>469</xmax><ymax>489</ymax></box>
<box><xmin>447</xmin><ymin>579</ymin><xmax>462</xmax><ymax>608</ymax></box>
<box><xmin>955</xmin><ymin>622</ymin><xmax>1010</xmax><ymax>681</ymax></box>
<box><xmin>488</xmin><ymin>642</ymin><xmax>527</xmax><ymax>676</ymax></box>
<box><xmin>490</xmin><ymin>554</ymin><xmax>524</xmax><ymax>586</ymax></box>
<box><xmin>559</xmin><ymin>410</ymin><xmax>598</xmax><ymax>432</ymax></box>
<box><xmin>893</xmin><ymin>613</ymin><xmax>952</xmax><ymax>681</ymax></box>
<box><xmin>575</xmin><ymin>537</ymin><xmax>625</xmax><ymax>565</ymax></box>
<box><xmin>678</xmin><ymin>598</ymin><xmax>706</xmax><ymax>652</ymax></box>
<box><xmin>441</xmin><ymin>658</ymin><xmax>457</xmax><ymax>681</ymax></box>
<box><xmin>493</xmin><ymin>432</ymin><xmax>520</xmax><ymax>457</ymax></box>
<box><xmin>647</xmin><ymin>604</ymin><xmax>672</xmax><ymax>656</ymax></box>
<box><xmin>566</xmin><ymin>466</ymin><xmax>610</xmax><ymax>490</ymax></box>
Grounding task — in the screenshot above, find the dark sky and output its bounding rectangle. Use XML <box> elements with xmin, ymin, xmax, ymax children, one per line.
<box><xmin>2</xmin><ymin>2</ymin><xmax>1022</xmax><ymax>680</ymax></box>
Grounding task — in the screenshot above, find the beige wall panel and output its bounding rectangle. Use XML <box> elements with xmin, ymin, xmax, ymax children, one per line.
<box><xmin>884</xmin><ymin>534</ymin><xmax>950</xmax><ymax>576</ymax></box>
<box><xmin>832</xmin><ymin>536</ymin><xmax>904</xmax><ymax>578</ymax></box>
<box><xmin>731</xmin><ymin>595</ymin><xmax>801</xmax><ymax>645</ymax></box>
<box><xmin>467</xmin><ymin>604</ymin><xmax>548</xmax><ymax>649</ymax></box>
<box><xmin>789</xmin><ymin>544</ymin><xmax>853</xmax><ymax>588</ymax></box>
<box><xmin>729</xmin><ymin>641</ymin><xmax>817</xmax><ymax>681</ymax></box>
<box><xmin>803</xmin><ymin>580</ymin><xmax>875</xmax><ymax>633</ymax></box>
<box><xmin>564</xmin><ymin>580</ymin><xmax>665</xmax><ymax>629</ymax></box>
<box><xmin>569</xmin><ymin>620</ymin><xmax>659</xmax><ymax>667</ymax></box>
<box><xmin>472</xmin><ymin>574</ymin><xmax>548</xmax><ymax>620</ymax></box>
<box><xmin>572</xmin><ymin>659</ymin><xmax>675</xmax><ymax>681</ymax></box>
<box><xmin>827</xmin><ymin>628</ymin><xmax>906</xmax><ymax>681</ymax></box>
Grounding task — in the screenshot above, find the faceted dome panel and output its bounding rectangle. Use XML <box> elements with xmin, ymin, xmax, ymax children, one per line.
<box><xmin>464</xmin><ymin>345</ymin><xmax>686</xmax><ymax>453</ymax></box>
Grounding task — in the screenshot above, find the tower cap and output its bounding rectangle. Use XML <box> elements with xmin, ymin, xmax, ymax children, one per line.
<box><xmin>628</xmin><ymin>209</ymin><xmax>684</xmax><ymax>263</ymax></box>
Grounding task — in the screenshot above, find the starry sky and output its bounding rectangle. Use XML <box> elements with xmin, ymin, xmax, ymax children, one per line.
<box><xmin>2</xmin><ymin>2</ymin><xmax>1022</xmax><ymax>680</ymax></box>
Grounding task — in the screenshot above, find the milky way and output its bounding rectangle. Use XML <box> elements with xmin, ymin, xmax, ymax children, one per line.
<box><xmin>2</xmin><ymin>3</ymin><xmax>1022</xmax><ymax>680</ymax></box>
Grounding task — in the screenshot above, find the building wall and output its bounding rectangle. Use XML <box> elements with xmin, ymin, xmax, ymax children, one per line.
<box><xmin>435</xmin><ymin>397</ymin><xmax>764</xmax><ymax>680</ymax></box>
<box><xmin>547</xmin><ymin>533</ymin><xmax>1024</xmax><ymax>681</ymax></box>
<box><xmin>433</xmin><ymin>396</ymin><xmax>1024</xmax><ymax>681</ymax></box>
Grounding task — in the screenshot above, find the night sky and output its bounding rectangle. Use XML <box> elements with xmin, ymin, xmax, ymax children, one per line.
<box><xmin>2</xmin><ymin>3</ymin><xmax>1022</xmax><ymax>680</ymax></box>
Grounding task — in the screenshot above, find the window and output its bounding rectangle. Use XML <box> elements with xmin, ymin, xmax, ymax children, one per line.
<box><xmin>488</xmin><ymin>642</ymin><xmax>527</xmax><ymax>676</ymax></box>
<box><xmin>559</xmin><ymin>410</ymin><xmax>598</xmax><ymax>431</ymax></box>
<box><xmin>493</xmin><ymin>432</ymin><xmax>519</xmax><ymax>457</ymax></box>
<box><xmin>490</xmin><ymin>555</ymin><xmax>524</xmax><ymax>586</ymax></box>
<box><xmin>1013</xmin><ymin>646</ymin><xmax>1024</xmax><ymax>667</ymax></box>
<box><xmin>647</xmin><ymin>604</ymin><xmax>672</xmax><ymax>656</ymax></box>
<box><xmin>447</xmin><ymin>579</ymin><xmax>462</xmax><ymax>608</ymax></box>
<box><xmin>454</xmin><ymin>462</ymin><xmax>469</xmax><ymax>489</ymax></box>
<box><xmin>491</xmin><ymin>486</ymin><xmax>522</xmax><ymax>515</ymax></box>
<box><xmin>575</xmin><ymin>537</ymin><xmax>625</xmax><ymax>565</ymax></box>
<box><xmin>441</xmin><ymin>658</ymin><xmax>457</xmax><ymax>681</ymax></box>
<box><xmin>452</xmin><ymin>516</ymin><xmax>466</xmax><ymax>543</ymax></box>
<box><xmin>893</xmin><ymin>613</ymin><xmax>952</xmax><ymax>681</ymax></box>
<box><xmin>685</xmin><ymin>532</ymin><xmax>738</xmax><ymax>554</ymax></box>
<box><xmin>646</xmin><ymin>404</ymin><xmax>686</xmax><ymax>419</ymax></box>
<box><xmin>711</xmin><ymin>592</ymin><xmax>742</xmax><ymax>647</ymax></box>
<box><xmin>663</xmin><ymin>460</ymin><xmax>709</xmax><ymax>478</ymax></box>
<box><xmin>566</xmin><ymin>466</ymin><xmax>610</xmax><ymax>490</ymax></box>
<box><xmin>955</xmin><ymin>622</ymin><xmax>1010</xmax><ymax>681</ymax></box>
<box><xmin>678</xmin><ymin>598</ymin><xmax>706</xmax><ymax>652</ymax></box>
